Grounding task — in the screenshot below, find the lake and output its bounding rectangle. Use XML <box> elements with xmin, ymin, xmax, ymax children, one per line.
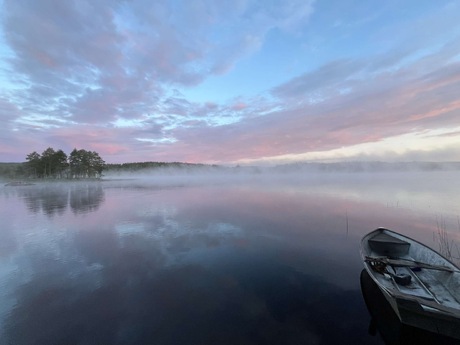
<box><xmin>1</xmin><ymin>171</ymin><xmax>459</xmax><ymax>344</ymax></box>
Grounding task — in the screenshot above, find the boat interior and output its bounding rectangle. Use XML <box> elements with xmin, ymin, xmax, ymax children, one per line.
<box><xmin>364</xmin><ymin>230</ymin><xmax>460</xmax><ymax>311</ymax></box>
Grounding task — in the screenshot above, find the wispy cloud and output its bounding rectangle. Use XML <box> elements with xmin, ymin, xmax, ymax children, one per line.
<box><xmin>1</xmin><ymin>0</ymin><xmax>459</xmax><ymax>163</ymax></box>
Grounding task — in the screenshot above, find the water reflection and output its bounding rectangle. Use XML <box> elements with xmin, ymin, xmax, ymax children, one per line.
<box><xmin>1</xmin><ymin>174</ymin><xmax>459</xmax><ymax>344</ymax></box>
<box><xmin>360</xmin><ymin>269</ymin><xmax>459</xmax><ymax>345</ymax></box>
<box><xmin>12</xmin><ymin>182</ymin><xmax>105</xmax><ymax>216</ymax></box>
<box><xmin>69</xmin><ymin>183</ymin><xmax>105</xmax><ymax>214</ymax></box>
<box><xmin>2</xmin><ymin>226</ymin><xmax>373</xmax><ymax>345</ymax></box>
<box><xmin>21</xmin><ymin>185</ymin><xmax>68</xmax><ymax>216</ymax></box>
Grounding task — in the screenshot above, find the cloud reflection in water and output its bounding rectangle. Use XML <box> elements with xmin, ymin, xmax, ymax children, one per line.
<box><xmin>1</xmin><ymin>173</ymin><xmax>459</xmax><ymax>344</ymax></box>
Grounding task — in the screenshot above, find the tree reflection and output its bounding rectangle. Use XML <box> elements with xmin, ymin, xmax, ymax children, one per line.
<box><xmin>18</xmin><ymin>183</ymin><xmax>105</xmax><ymax>217</ymax></box>
<box><xmin>69</xmin><ymin>183</ymin><xmax>104</xmax><ymax>214</ymax></box>
<box><xmin>21</xmin><ymin>186</ymin><xmax>68</xmax><ymax>216</ymax></box>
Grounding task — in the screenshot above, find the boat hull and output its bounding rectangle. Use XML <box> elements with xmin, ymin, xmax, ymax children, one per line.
<box><xmin>396</xmin><ymin>296</ymin><xmax>460</xmax><ymax>340</ymax></box>
<box><xmin>360</xmin><ymin>269</ymin><xmax>459</xmax><ymax>344</ymax></box>
<box><xmin>371</xmin><ymin>280</ymin><xmax>460</xmax><ymax>339</ymax></box>
<box><xmin>361</xmin><ymin>227</ymin><xmax>460</xmax><ymax>340</ymax></box>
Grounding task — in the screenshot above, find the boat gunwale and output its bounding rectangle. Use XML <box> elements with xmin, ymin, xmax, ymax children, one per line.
<box><xmin>361</xmin><ymin>227</ymin><xmax>460</xmax><ymax>317</ymax></box>
<box><xmin>361</xmin><ymin>227</ymin><xmax>459</xmax><ymax>271</ymax></box>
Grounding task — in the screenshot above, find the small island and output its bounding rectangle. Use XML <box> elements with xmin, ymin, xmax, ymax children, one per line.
<box><xmin>2</xmin><ymin>147</ymin><xmax>105</xmax><ymax>181</ymax></box>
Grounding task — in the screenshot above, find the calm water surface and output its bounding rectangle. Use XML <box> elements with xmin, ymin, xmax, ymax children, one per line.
<box><xmin>0</xmin><ymin>172</ymin><xmax>459</xmax><ymax>344</ymax></box>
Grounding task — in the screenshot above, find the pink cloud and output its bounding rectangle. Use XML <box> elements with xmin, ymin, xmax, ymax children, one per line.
<box><xmin>90</xmin><ymin>143</ymin><xmax>128</xmax><ymax>156</ymax></box>
<box><xmin>231</xmin><ymin>102</ymin><xmax>247</xmax><ymax>111</ymax></box>
<box><xmin>2</xmin><ymin>0</ymin><xmax>460</xmax><ymax>164</ymax></box>
<box><xmin>4</xmin><ymin>52</ymin><xmax>460</xmax><ymax>164</ymax></box>
<box><xmin>150</xmin><ymin>59</ymin><xmax>460</xmax><ymax>163</ymax></box>
<box><xmin>408</xmin><ymin>100</ymin><xmax>460</xmax><ymax>122</ymax></box>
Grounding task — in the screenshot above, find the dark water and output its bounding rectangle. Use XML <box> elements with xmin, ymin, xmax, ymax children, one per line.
<box><xmin>0</xmin><ymin>172</ymin><xmax>459</xmax><ymax>345</ymax></box>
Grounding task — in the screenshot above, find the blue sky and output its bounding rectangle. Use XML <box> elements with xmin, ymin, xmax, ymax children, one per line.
<box><xmin>1</xmin><ymin>0</ymin><xmax>460</xmax><ymax>164</ymax></box>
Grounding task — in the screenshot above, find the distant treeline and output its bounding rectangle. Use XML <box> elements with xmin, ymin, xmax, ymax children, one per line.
<box><xmin>105</xmin><ymin>161</ymin><xmax>220</xmax><ymax>172</ymax></box>
<box><xmin>0</xmin><ymin>160</ymin><xmax>220</xmax><ymax>180</ymax></box>
<box><xmin>2</xmin><ymin>160</ymin><xmax>460</xmax><ymax>180</ymax></box>
<box><xmin>0</xmin><ymin>162</ymin><xmax>22</xmax><ymax>179</ymax></box>
<box><xmin>273</xmin><ymin>161</ymin><xmax>460</xmax><ymax>173</ymax></box>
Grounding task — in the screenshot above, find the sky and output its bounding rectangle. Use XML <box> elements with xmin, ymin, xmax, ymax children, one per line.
<box><xmin>1</xmin><ymin>0</ymin><xmax>460</xmax><ymax>165</ymax></box>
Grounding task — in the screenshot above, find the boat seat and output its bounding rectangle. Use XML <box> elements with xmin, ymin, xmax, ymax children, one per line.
<box><xmin>389</xmin><ymin>266</ymin><xmax>435</xmax><ymax>301</ymax></box>
<box><xmin>369</xmin><ymin>232</ymin><xmax>411</xmax><ymax>257</ymax></box>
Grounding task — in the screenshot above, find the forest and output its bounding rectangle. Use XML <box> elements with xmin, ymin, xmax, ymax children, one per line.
<box><xmin>0</xmin><ymin>154</ymin><xmax>220</xmax><ymax>180</ymax></box>
<box><xmin>23</xmin><ymin>147</ymin><xmax>106</xmax><ymax>179</ymax></box>
<box><xmin>0</xmin><ymin>147</ymin><xmax>106</xmax><ymax>180</ymax></box>
<box><xmin>105</xmin><ymin>161</ymin><xmax>219</xmax><ymax>173</ymax></box>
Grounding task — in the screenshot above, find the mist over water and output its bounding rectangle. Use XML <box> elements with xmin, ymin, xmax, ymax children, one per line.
<box><xmin>0</xmin><ymin>171</ymin><xmax>459</xmax><ymax>344</ymax></box>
